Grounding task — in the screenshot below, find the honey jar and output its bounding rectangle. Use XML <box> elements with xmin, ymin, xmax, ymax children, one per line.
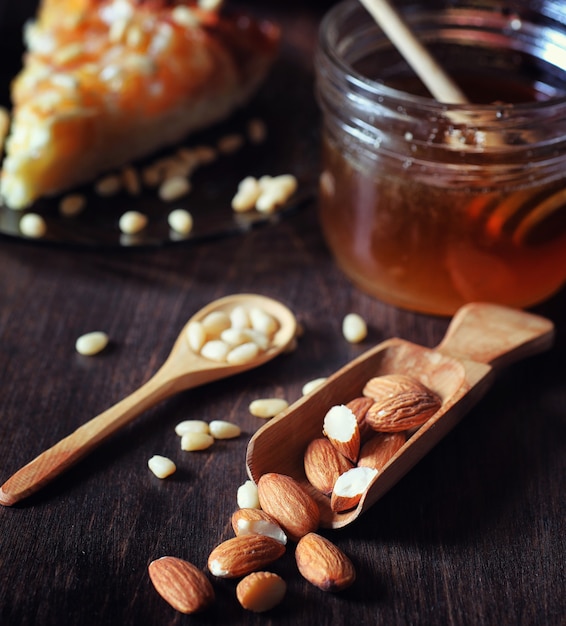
<box><xmin>315</xmin><ymin>0</ymin><xmax>566</xmax><ymax>315</ymax></box>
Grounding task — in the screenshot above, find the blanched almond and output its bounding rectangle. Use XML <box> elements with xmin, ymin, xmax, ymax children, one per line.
<box><xmin>330</xmin><ymin>466</ymin><xmax>378</xmax><ymax>512</ymax></box>
<box><xmin>236</xmin><ymin>571</ymin><xmax>287</xmax><ymax>613</ymax></box>
<box><xmin>148</xmin><ymin>556</ymin><xmax>214</xmax><ymax>614</ymax></box>
<box><xmin>303</xmin><ymin>438</ymin><xmax>354</xmax><ymax>496</ymax></box>
<box><xmin>322</xmin><ymin>404</ymin><xmax>360</xmax><ymax>463</ymax></box>
<box><xmin>257</xmin><ymin>473</ymin><xmax>320</xmax><ymax>542</ymax></box>
<box><xmin>231</xmin><ymin>509</ymin><xmax>287</xmax><ymax>545</ymax></box>
<box><xmin>295</xmin><ymin>533</ymin><xmax>356</xmax><ymax>592</ymax></box>
<box><xmin>207</xmin><ymin>534</ymin><xmax>285</xmax><ymax>578</ymax></box>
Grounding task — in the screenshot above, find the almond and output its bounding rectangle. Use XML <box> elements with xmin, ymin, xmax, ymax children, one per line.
<box><xmin>231</xmin><ymin>508</ymin><xmax>287</xmax><ymax>545</ymax></box>
<box><xmin>207</xmin><ymin>534</ymin><xmax>285</xmax><ymax>578</ymax></box>
<box><xmin>303</xmin><ymin>438</ymin><xmax>354</xmax><ymax>496</ymax></box>
<box><xmin>357</xmin><ymin>432</ymin><xmax>406</xmax><ymax>471</ymax></box>
<box><xmin>322</xmin><ymin>404</ymin><xmax>361</xmax><ymax>463</ymax></box>
<box><xmin>345</xmin><ymin>396</ymin><xmax>374</xmax><ymax>441</ymax></box>
<box><xmin>330</xmin><ymin>466</ymin><xmax>378</xmax><ymax>512</ymax></box>
<box><xmin>295</xmin><ymin>532</ymin><xmax>356</xmax><ymax>592</ymax></box>
<box><xmin>362</xmin><ymin>373</ymin><xmax>424</xmax><ymax>401</ymax></box>
<box><xmin>364</xmin><ymin>376</ymin><xmax>441</xmax><ymax>432</ymax></box>
<box><xmin>148</xmin><ymin>556</ymin><xmax>214</xmax><ymax>614</ymax></box>
<box><xmin>236</xmin><ymin>571</ymin><xmax>287</xmax><ymax>612</ymax></box>
<box><xmin>257</xmin><ymin>473</ymin><xmax>320</xmax><ymax>542</ymax></box>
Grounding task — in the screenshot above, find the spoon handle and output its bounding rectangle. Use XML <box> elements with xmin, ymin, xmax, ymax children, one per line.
<box><xmin>358</xmin><ymin>0</ymin><xmax>468</xmax><ymax>104</ymax></box>
<box><xmin>436</xmin><ymin>303</ymin><xmax>555</xmax><ymax>369</ymax></box>
<box><xmin>0</xmin><ymin>369</ymin><xmax>175</xmax><ymax>507</ymax></box>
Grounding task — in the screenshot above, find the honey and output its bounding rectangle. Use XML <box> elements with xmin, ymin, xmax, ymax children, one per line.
<box><xmin>316</xmin><ymin>0</ymin><xmax>566</xmax><ymax>315</ymax></box>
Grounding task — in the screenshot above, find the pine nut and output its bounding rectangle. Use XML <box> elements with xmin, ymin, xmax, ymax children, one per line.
<box><xmin>302</xmin><ymin>377</ymin><xmax>327</xmax><ymax>396</ymax></box>
<box><xmin>249</xmin><ymin>398</ymin><xmax>289</xmax><ymax>419</ymax></box>
<box><xmin>75</xmin><ymin>331</ymin><xmax>109</xmax><ymax>356</ymax></box>
<box><xmin>19</xmin><ymin>213</ymin><xmax>46</xmax><ymax>238</ymax></box>
<box><xmin>342</xmin><ymin>313</ymin><xmax>368</xmax><ymax>343</ymax></box>
<box><xmin>229</xmin><ymin>305</ymin><xmax>251</xmax><ymax>329</ymax></box>
<box><xmin>237</xmin><ymin>480</ymin><xmax>260</xmax><ymax>509</ymax></box>
<box><xmin>119</xmin><ymin>210</ymin><xmax>148</xmax><ymax>234</ymax></box>
<box><xmin>220</xmin><ymin>328</ymin><xmax>250</xmax><ymax>347</ymax></box>
<box><xmin>121</xmin><ymin>165</ymin><xmax>141</xmax><ymax>195</ymax></box>
<box><xmin>231</xmin><ymin>176</ymin><xmax>261</xmax><ymax>212</ymax></box>
<box><xmin>186</xmin><ymin>321</ymin><xmax>207</xmax><ymax>352</ymax></box>
<box><xmin>95</xmin><ymin>174</ymin><xmax>121</xmax><ymax>196</ymax></box>
<box><xmin>201</xmin><ymin>310</ymin><xmax>231</xmax><ymax>335</ymax></box>
<box><xmin>175</xmin><ymin>420</ymin><xmax>210</xmax><ymax>436</ymax></box>
<box><xmin>181</xmin><ymin>432</ymin><xmax>214</xmax><ymax>451</ymax></box>
<box><xmin>217</xmin><ymin>133</ymin><xmax>244</xmax><ymax>155</ymax></box>
<box><xmin>209</xmin><ymin>420</ymin><xmax>241</xmax><ymax>439</ymax></box>
<box><xmin>200</xmin><ymin>339</ymin><xmax>230</xmax><ymax>362</ymax></box>
<box><xmin>249</xmin><ymin>307</ymin><xmax>278</xmax><ymax>337</ymax></box>
<box><xmin>147</xmin><ymin>455</ymin><xmax>176</xmax><ymax>479</ymax></box>
<box><xmin>167</xmin><ymin>209</ymin><xmax>193</xmax><ymax>235</ymax></box>
<box><xmin>158</xmin><ymin>175</ymin><xmax>191</xmax><ymax>202</ymax></box>
<box><xmin>227</xmin><ymin>342</ymin><xmax>260</xmax><ymax>365</ymax></box>
<box><xmin>59</xmin><ymin>193</ymin><xmax>86</xmax><ymax>217</ymax></box>
<box><xmin>241</xmin><ymin>329</ymin><xmax>270</xmax><ymax>351</ymax></box>
<box><xmin>247</xmin><ymin>118</ymin><xmax>267</xmax><ymax>144</ymax></box>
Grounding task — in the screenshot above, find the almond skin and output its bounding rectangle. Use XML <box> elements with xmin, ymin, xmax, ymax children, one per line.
<box><xmin>295</xmin><ymin>532</ymin><xmax>356</xmax><ymax>592</ymax></box>
<box><xmin>207</xmin><ymin>534</ymin><xmax>285</xmax><ymax>578</ymax></box>
<box><xmin>257</xmin><ymin>473</ymin><xmax>320</xmax><ymax>542</ymax></box>
<box><xmin>364</xmin><ymin>376</ymin><xmax>441</xmax><ymax>432</ymax></box>
<box><xmin>148</xmin><ymin>556</ymin><xmax>214</xmax><ymax>614</ymax></box>
<box><xmin>362</xmin><ymin>373</ymin><xmax>425</xmax><ymax>402</ymax></box>
<box><xmin>303</xmin><ymin>438</ymin><xmax>354</xmax><ymax>496</ymax></box>
<box><xmin>357</xmin><ymin>432</ymin><xmax>406</xmax><ymax>471</ymax></box>
<box><xmin>345</xmin><ymin>396</ymin><xmax>374</xmax><ymax>441</ymax></box>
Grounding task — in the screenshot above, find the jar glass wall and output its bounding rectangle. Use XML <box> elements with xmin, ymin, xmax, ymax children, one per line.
<box><xmin>315</xmin><ymin>0</ymin><xmax>566</xmax><ymax>315</ymax></box>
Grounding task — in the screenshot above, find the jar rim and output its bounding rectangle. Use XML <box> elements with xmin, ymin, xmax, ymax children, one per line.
<box><xmin>318</xmin><ymin>0</ymin><xmax>566</xmax><ymax>113</ymax></box>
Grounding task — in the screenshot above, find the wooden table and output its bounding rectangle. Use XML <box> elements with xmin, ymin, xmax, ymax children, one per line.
<box><xmin>0</xmin><ymin>2</ymin><xmax>564</xmax><ymax>625</ymax></box>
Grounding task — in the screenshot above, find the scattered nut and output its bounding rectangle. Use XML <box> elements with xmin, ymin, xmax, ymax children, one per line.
<box><xmin>94</xmin><ymin>174</ymin><xmax>121</xmax><ymax>196</ymax></box>
<box><xmin>148</xmin><ymin>556</ymin><xmax>214</xmax><ymax>614</ymax></box>
<box><xmin>174</xmin><ymin>420</ymin><xmax>210</xmax><ymax>436</ymax></box>
<box><xmin>342</xmin><ymin>313</ymin><xmax>368</xmax><ymax>343</ymax></box>
<box><xmin>119</xmin><ymin>210</ymin><xmax>148</xmax><ymax>234</ymax></box>
<box><xmin>295</xmin><ymin>533</ymin><xmax>356</xmax><ymax>592</ymax></box>
<box><xmin>159</xmin><ymin>175</ymin><xmax>191</xmax><ymax>202</ymax></box>
<box><xmin>75</xmin><ymin>331</ymin><xmax>109</xmax><ymax>356</ymax></box>
<box><xmin>249</xmin><ymin>398</ymin><xmax>289</xmax><ymax>419</ymax></box>
<box><xmin>180</xmin><ymin>432</ymin><xmax>214</xmax><ymax>451</ymax></box>
<box><xmin>231</xmin><ymin>509</ymin><xmax>287</xmax><ymax>545</ymax></box>
<box><xmin>209</xmin><ymin>420</ymin><xmax>241</xmax><ymax>439</ymax></box>
<box><xmin>207</xmin><ymin>534</ymin><xmax>285</xmax><ymax>578</ymax></box>
<box><xmin>237</xmin><ymin>480</ymin><xmax>260</xmax><ymax>509</ymax></box>
<box><xmin>236</xmin><ymin>572</ymin><xmax>286</xmax><ymax>613</ymax></box>
<box><xmin>148</xmin><ymin>455</ymin><xmax>176</xmax><ymax>479</ymax></box>
<box><xmin>168</xmin><ymin>209</ymin><xmax>193</xmax><ymax>235</ymax></box>
<box><xmin>59</xmin><ymin>193</ymin><xmax>86</xmax><ymax>217</ymax></box>
<box><xmin>302</xmin><ymin>377</ymin><xmax>327</xmax><ymax>396</ymax></box>
<box><xmin>19</xmin><ymin>213</ymin><xmax>46</xmax><ymax>238</ymax></box>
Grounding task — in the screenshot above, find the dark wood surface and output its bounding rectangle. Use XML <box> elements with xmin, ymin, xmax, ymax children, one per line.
<box><xmin>0</xmin><ymin>2</ymin><xmax>565</xmax><ymax>625</ymax></box>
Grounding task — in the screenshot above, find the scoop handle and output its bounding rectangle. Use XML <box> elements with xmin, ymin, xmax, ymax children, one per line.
<box><xmin>436</xmin><ymin>303</ymin><xmax>555</xmax><ymax>369</ymax></box>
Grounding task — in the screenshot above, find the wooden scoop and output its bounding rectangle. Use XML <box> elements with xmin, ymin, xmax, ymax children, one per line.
<box><xmin>0</xmin><ymin>294</ymin><xmax>297</xmax><ymax>507</ymax></box>
<box><xmin>246</xmin><ymin>303</ymin><xmax>554</xmax><ymax>529</ymax></box>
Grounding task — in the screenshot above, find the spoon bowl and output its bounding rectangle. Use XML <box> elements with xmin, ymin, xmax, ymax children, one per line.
<box><xmin>246</xmin><ymin>303</ymin><xmax>554</xmax><ymax>528</ymax></box>
<box><xmin>0</xmin><ymin>293</ymin><xmax>297</xmax><ymax>506</ymax></box>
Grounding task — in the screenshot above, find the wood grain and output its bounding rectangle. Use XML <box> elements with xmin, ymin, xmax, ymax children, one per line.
<box><xmin>0</xmin><ymin>2</ymin><xmax>564</xmax><ymax>625</ymax></box>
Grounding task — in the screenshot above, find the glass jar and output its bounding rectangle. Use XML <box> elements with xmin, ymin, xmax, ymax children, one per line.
<box><xmin>315</xmin><ymin>0</ymin><xmax>566</xmax><ymax>315</ymax></box>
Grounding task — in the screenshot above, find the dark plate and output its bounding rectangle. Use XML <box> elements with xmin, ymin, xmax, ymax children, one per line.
<box><xmin>0</xmin><ymin>48</ymin><xmax>320</xmax><ymax>249</ymax></box>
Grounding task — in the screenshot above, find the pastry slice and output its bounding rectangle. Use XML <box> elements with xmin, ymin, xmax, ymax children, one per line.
<box><xmin>0</xmin><ymin>0</ymin><xmax>279</xmax><ymax>209</ymax></box>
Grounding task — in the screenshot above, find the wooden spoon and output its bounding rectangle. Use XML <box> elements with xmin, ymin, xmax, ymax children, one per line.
<box><xmin>0</xmin><ymin>294</ymin><xmax>297</xmax><ymax>507</ymax></box>
<box><xmin>246</xmin><ymin>303</ymin><xmax>554</xmax><ymax>529</ymax></box>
